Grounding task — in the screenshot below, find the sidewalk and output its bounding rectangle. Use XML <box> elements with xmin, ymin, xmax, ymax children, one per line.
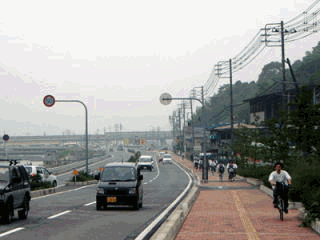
<box><xmin>173</xmin><ymin>156</ymin><xmax>320</xmax><ymax>240</ymax></box>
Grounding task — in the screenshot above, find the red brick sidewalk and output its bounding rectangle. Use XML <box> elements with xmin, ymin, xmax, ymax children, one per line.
<box><xmin>173</xmin><ymin>156</ymin><xmax>320</xmax><ymax>240</ymax></box>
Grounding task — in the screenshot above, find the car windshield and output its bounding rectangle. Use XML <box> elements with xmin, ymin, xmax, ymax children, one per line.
<box><xmin>139</xmin><ymin>158</ymin><xmax>152</xmax><ymax>162</ymax></box>
<box><xmin>164</xmin><ymin>154</ymin><xmax>171</xmax><ymax>158</ymax></box>
<box><xmin>100</xmin><ymin>167</ymin><xmax>137</xmax><ymax>181</ymax></box>
<box><xmin>0</xmin><ymin>167</ymin><xmax>9</xmax><ymax>182</ymax></box>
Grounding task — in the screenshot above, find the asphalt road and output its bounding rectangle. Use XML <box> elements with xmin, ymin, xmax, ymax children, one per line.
<box><xmin>0</xmin><ymin>151</ymin><xmax>190</xmax><ymax>240</ymax></box>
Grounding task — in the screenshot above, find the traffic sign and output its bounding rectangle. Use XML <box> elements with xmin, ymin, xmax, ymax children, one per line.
<box><xmin>160</xmin><ymin>93</ymin><xmax>172</xmax><ymax>105</ymax></box>
<box><xmin>43</xmin><ymin>95</ymin><xmax>55</xmax><ymax>107</ymax></box>
<box><xmin>72</xmin><ymin>169</ymin><xmax>79</xmax><ymax>176</ymax></box>
<box><xmin>3</xmin><ymin>134</ymin><xmax>9</xmax><ymax>141</ymax></box>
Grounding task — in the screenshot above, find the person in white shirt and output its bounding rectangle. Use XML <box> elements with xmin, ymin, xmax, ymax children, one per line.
<box><xmin>209</xmin><ymin>159</ymin><xmax>217</xmax><ymax>175</ymax></box>
<box><xmin>268</xmin><ymin>162</ymin><xmax>292</xmax><ymax>213</ymax></box>
<box><xmin>226</xmin><ymin>161</ymin><xmax>238</xmax><ymax>172</ymax></box>
<box><xmin>226</xmin><ymin>160</ymin><xmax>237</xmax><ymax>180</ymax></box>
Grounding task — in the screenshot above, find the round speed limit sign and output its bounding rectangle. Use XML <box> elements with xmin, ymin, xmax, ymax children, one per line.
<box><xmin>43</xmin><ymin>95</ymin><xmax>55</xmax><ymax>107</ymax></box>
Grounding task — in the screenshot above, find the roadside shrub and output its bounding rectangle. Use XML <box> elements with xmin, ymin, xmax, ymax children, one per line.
<box><xmin>288</xmin><ymin>158</ymin><xmax>320</xmax><ymax>226</ymax></box>
<box><xmin>70</xmin><ymin>170</ymin><xmax>95</xmax><ymax>182</ymax></box>
<box><xmin>31</xmin><ymin>181</ymin><xmax>53</xmax><ymax>190</ymax></box>
<box><xmin>237</xmin><ymin>165</ymin><xmax>272</xmax><ymax>186</ymax></box>
<box><xmin>128</xmin><ymin>156</ymin><xmax>137</xmax><ymax>163</ymax></box>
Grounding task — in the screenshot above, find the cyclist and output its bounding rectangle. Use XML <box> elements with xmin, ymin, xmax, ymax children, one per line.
<box><xmin>217</xmin><ymin>161</ymin><xmax>225</xmax><ymax>180</ymax></box>
<box><xmin>268</xmin><ymin>162</ymin><xmax>292</xmax><ymax>214</ymax></box>
<box><xmin>209</xmin><ymin>159</ymin><xmax>217</xmax><ymax>175</ymax></box>
<box><xmin>227</xmin><ymin>160</ymin><xmax>237</xmax><ymax>180</ymax></box>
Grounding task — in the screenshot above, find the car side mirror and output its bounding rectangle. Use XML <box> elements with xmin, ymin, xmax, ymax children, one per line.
<box><xmin>138</xmin><ymin>175</ymin><xmax>143</xmax><ymax>181</ymax></box>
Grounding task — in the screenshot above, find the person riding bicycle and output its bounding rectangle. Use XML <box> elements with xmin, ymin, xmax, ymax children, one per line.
<box><xmin>209</xmin><ymin>159</ymin><xmax>217</xmax><ymax>175</ymax></box>
<box><xmin>217</xmin><ymin>161</ymin><xmax>225</xmax><ymax>179</ymax></box>
<box><xmin>227</xmin><ymin>160</ymin><xmax>237</xmax><ymax>180</ymax></box>
<box><xmin>268</xmin><ymin>162</ymin><xmax>292</xmax><ymax>214</ymax></box>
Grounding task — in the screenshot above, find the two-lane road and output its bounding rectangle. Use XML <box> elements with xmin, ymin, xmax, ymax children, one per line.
<box><xmin>0</xmin><ymin>152</ymin><xmax>191</xmax><ymax>240</ymax></box>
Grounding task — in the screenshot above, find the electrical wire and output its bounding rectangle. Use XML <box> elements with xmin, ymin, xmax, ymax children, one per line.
<box><xmin>185</xmin><ymin>0</ymin><xmax>320</xmax><ymax>122</ymax></box>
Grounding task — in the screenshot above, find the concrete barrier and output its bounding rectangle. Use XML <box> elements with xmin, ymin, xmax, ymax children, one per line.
<box><xmin>150</xmin><ymin>186</ymin><xmax>199</xmax><ymax>240</ymax></box>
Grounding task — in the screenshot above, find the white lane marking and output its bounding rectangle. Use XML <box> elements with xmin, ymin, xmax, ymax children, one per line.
<box><xmin>47</xmin><ymin>210</ymin><xmax>72</xmax><ymax>219</ymax></box>
<box><xmin>0</xmin><ymin>227</ymin><xmax>25</xmax><ymax>238</ymax></box>
<box><xmin>143</xmin><ymin>156</ymin><xmax>160</xmax><ymax>185</ymax></box>
<box><xmin>135</xmin><ymin>157</ymin><xmax>192</xmax><ymax>240</ymax></box>
<box><xmin>84</xmin><ymin>201</ymin><xmax>96</xmax><ymax>206</ymax></box>
<box><xmin>32</xmin><ymin>185</ymin><xmax>91</xmax><ymax>200</ymax></box>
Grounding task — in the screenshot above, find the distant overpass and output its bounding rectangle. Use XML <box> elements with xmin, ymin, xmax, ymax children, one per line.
<box><xmin>6</xmin><ymin>131</ymin><xmax>173</xmax><ymax>145</ymax></box>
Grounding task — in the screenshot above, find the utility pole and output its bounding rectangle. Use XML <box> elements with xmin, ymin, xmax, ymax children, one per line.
<box><xmin>183</xmin><ymin>102</ymin><xmax>186</xmax><ymax>155</ymax></box>
<box><xmin>281</xmin><ymin>21</ymin><xmax>286</xmax><ymax>110</ymax></box>
<box><xmin>190</xmin><ymin>96</ymin><xmax>194</xmax><ymax>156</ymax></box>
<box><xmin>229</xmin><ymin>59</ymin><xmax>234</xmax><ymax>148</ymax></box>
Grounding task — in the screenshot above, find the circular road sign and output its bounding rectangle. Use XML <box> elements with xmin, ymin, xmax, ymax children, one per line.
<box><xmin>43</xmin><ymin>95</ymin><xmax>55</xmax><ymax>107</ymax></box>
<box><xmin>3</xmin><ymin>134</ymin><xmax>9</xmax><ymax>141</ymax></box>
<box><xmin>160</xmin><ymin>93</ymin><xmax>172</xmax><ymax>105</ymax></box>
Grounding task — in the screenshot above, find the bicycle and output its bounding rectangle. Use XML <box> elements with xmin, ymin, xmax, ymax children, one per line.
<box><xmin>275</xmin><ymin>182</ymin><xmax>286</xmax><ymax>221</ymax></box>
<box><xmin>228</xmin><ymin>168</ymin><xmax>236</xmax><ymax>182</ymax></box>
<box><xmin>219</xmin><ymin>172</ymin><xmax>224</xmax><ymax>182</ymax></box>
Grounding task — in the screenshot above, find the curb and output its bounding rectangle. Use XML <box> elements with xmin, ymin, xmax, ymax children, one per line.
<box><xmin>65</xmin><ymin>180</ymin><xmax>98</xmax><ymax>186</ymax></box>
<box><xmin>150</xmin><ymin>186</ymin><xmax>199</xmax><ymax>240</ymax></box>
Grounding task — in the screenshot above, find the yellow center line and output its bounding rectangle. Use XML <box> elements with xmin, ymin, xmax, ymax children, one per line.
<box><xmin>232</xmin><ymin>190</ymin><xmax>260</xmax><ymax>240</ymax></box>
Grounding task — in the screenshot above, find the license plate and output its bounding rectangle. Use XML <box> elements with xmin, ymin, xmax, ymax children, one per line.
<box><xmin>107</xmin><ymin>197</ymin><xmax>117</xmax><ymax>203</ymax></box>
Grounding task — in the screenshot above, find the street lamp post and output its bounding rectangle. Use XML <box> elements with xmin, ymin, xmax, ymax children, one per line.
<box><xmin>160</xmin><ymin>93</ymin><xmax>209</xmax><ymax>182</ymax></box>
<box><xmin>43</xmin><ymin>96</ymin><xmax>89</xmax><ymax>174</ymax></box>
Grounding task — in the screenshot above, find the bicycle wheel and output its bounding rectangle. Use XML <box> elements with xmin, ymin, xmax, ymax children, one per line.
<box><xmin>278</xmin><ymin>197</ymin><xmax>284</xmax><ymax>221</ymax></box>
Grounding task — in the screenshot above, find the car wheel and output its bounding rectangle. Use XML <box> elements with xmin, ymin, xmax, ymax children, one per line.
<box><xmin>2</xmin><ymin>201</ymin><xmax>14</xmax><ymax>224</ymax></box>
<box><xmin>52</xmin><ymin>181</ymin><xmax>57</xmax><ymax>188</ymax></box>
<box><xmin>96</xmin><ymin>202</ymin><xmax>102</xmax><ymax>211</ymax></box>
<box><xmin>133</xmin><ymin>197</ymin><xmax>139</xmax><ymax>210</ymax></box>
<box><xmin>18</xmin><ymin>195</ymin><xmax>29</xmax><ymax>220</ymax></box>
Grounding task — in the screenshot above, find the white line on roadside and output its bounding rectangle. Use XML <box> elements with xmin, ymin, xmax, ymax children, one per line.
<box><xmin>32</xmin><ymin>185</ymin><xmax>91</xmax><ymax>200</ymax></box>
<box><xmin>0</xmin><ymin>227</ymin><xmax>25</xmax><ymax>238</ymax></box>
<box><xmin>143</xmin><ymin>155</ymin><xmax>160</xmax><ymax>185</ymax></box>
<box><xmin>135</xmin><ymin>157</ymin><xmax>192</xmax><ymax>240</ymax></box>
<box><xmin>47</xmin><ymin>210</ymin><xmax>72</xmax><ymax>219</ymax></box>
<box><xmin>84</xmin><ymin>201</ymin><xmax>96</xmax><ymax>206</ymax></box>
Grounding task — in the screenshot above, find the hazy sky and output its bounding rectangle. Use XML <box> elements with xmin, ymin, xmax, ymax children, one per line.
<box><xmin>0</xmin><ymin>0</ymin><xmax>319</xmax><ymax>136</ymax></box>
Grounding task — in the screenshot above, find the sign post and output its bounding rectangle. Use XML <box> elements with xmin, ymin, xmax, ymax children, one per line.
<box><xmin>73</xmin><ymin>169</ymin><xmax>79</xmax><ymax>183</ymax></box>
<box><xmin>3</xmin><ymin>134</ymin><xmax>9</xmax><ymax>159</ymax></box>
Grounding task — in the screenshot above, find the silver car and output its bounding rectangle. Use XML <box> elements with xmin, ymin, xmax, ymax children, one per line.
<box><xmin>24</xmin><ymin>165</ymin><xmax>58</xmax><ymax>187</ymax></box>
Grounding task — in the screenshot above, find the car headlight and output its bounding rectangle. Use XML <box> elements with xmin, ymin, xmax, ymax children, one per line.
<box><xmin>128</xmin><ymin>188</ymin><xmax>137</xmax><ymax>195</ymax></box>
<box><xmin>96</xmin><ymin>187</ymin><xmax>104</xmax><ymax>194</ymax></box>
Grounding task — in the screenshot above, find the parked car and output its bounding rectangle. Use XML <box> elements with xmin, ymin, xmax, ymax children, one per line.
<box><xmin>95</xmin><ymin>162</ymin><xmax>143</xmax><ymax>210</ymax></box>
<box><xmin>137</xmin><ymin>155</ymin><xmax>154</xmax><ymax>171</ymax></box>
<box><xmin>162</xmin><ymin>154</ymin><xmax>173</xmax><ymax>164</ymax></box>
<box><xmin>0</xmin><ymin>160</ymin><xmax>31</xmax><ymax>224</ymax></box>
<box><xmin>24</xmin><ymin>165</ymin><xmax>58</xmax><ymax>187</ymax></box>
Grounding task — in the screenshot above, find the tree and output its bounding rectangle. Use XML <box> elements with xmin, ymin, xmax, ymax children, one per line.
<box><xmin>287</xmin><ymin>86</ymin><xmax>320</xmax><ymax>160</ymax></box>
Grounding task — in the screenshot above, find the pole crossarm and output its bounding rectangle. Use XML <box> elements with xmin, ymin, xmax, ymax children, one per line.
<box><xmin>56</xmin><ymin>99</ymin><xmax>89</xmax><ymax>174</ymax></box>
<box><xmin>163</xmin><ymin>97</ymin><xmax>203</xmax><ymax>106</ymax></box>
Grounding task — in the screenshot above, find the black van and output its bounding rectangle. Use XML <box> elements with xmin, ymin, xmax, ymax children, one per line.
<box><xmin>95</xmin><ymin>162</ymin><xmax>143</xmax><ymax>210</ymax></box>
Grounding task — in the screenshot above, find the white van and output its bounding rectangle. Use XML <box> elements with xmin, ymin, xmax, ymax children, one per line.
<box><xmin>137</xmin><ymin>155</ymin><xmax>154</xmax><ymax>171</ymax></box>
